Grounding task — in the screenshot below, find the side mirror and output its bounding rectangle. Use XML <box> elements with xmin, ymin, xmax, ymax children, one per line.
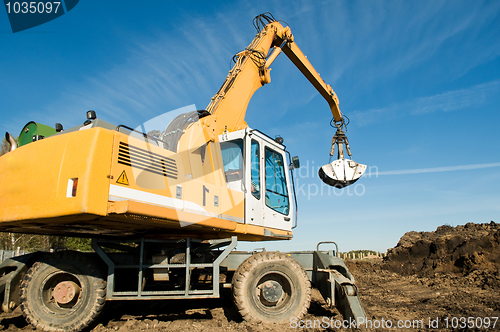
<box><xmin>291</xmin><ymin>156</ymin><xmax>300</xmax><ymax>169</ymax></box>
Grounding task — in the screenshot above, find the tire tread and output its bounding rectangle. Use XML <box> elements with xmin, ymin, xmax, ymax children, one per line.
<box><xmin>20</xmin><ymin>251</ymin><xmax>106</xmax><ymax>332</ymax></box>
<box><xmin>232</xmin><ymin>251</ymin><xmax>311</xmax><ymax>323</ymax></box>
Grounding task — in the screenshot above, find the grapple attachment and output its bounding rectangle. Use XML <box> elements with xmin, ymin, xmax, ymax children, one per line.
<box><xmin>319</xmin><ymin>159</ymin><xmax>366</xmax><ymax>188</ymax></box>
<box><xmin>319</xmin><ymin>118</ymin><xmax>366</xmax><ymax>188</ymax></box>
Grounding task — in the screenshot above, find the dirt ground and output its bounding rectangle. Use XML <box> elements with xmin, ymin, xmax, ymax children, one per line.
<box><xmin>1</xmin><ymin>222</ymin><xmax>499</xmax><ymax>331</ymax></box>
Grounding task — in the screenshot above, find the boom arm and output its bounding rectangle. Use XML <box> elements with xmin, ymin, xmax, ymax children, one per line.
<box><xmin>280</xmin><ymin>41</ymin><xmax>342</xmax><ymax>123</ymax></box>
<box><xmin>197</xmin><ymin>14</ymin><xmax>365</xmax><ymax>188</ymax></box>
<box><xmin>201</xmin><ymin>14</ymin><xmax>342</xmax><ymax>139</ymax></box>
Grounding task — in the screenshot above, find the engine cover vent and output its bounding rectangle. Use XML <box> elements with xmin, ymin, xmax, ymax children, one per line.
<box><xmin>118</xmin><ymin>142</ymin><xmax>178</xmax><ymax>179</ymax></box>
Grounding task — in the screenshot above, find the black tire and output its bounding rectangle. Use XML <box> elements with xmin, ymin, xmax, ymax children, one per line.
<box><xmin>232</xmin><ymin>251</ymin><xmax>311</xmax><ymax>323</ymax></box>
<box><xmin>20</xmin><ymin>251</ymin><xmax>106</xmax><ymax>332</ymax></box>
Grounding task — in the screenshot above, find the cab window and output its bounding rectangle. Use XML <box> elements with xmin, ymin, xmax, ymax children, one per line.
<box><xmin>220</xmin><ymin>139</ymin><xmax>243</xmax><ymax>183</ymax></box>
<box><xmin>251</xmin><ymin>140</ymin><xmax>260</xmax><ymax>199</ymax></box>
<box><xmin>265</xmin><ymin>148</ymin><xmax>289</xmax><ymax>215</ymax></box>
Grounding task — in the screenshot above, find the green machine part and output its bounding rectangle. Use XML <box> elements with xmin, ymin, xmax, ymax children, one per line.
<box><xmin>17</xmin><ymin>121</ymin><xmax>57</xmax><ymax>147</ymax></box>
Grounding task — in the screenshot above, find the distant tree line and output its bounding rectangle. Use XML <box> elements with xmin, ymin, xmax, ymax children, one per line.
<box><xmin>348</xmin><ymin>250</ymin><xmax>380</xmax><ymax>256</ymax></box>
<box><xmin>338</xmin><ymin>249</ymin><xmax>385</xmax><ymax>259</ymax></box>
<box><xmin>0</xmin><ymin>233</ymin><xmax>92</xmax><ymax>252</ymax></box>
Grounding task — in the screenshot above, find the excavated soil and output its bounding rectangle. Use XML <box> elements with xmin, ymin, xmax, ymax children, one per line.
<box><xmin>1</xmin><ymin>222</ymin><xmax>499</xmax><ymax>331</ymax></box>
<box><xmin>383</xmin><ymin>221</ymin><xmax>500</xmax><ymax>276</ymax></box>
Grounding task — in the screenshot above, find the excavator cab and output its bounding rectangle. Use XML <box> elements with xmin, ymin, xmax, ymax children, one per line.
<box><xmin>219</xmin><ymin>128</ymin><xmax>294</xmax><ymax>234</ymax></box>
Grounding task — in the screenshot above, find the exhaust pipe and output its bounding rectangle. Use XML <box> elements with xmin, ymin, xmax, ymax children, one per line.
<box><xmin>5</xmin><ymin>132</ymin><xmax>17</xmax><ymax>152</ymax></box>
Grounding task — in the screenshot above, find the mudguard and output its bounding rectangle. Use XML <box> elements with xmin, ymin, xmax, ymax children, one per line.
<box><xmin>0</xmin><ymin>253</ymin><xmax>37</xmax><ymax>313</ymax></box>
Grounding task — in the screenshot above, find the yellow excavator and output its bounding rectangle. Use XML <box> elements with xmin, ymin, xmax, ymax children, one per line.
<box><xmin>0</xmin><ymin>13</ymin><xmax>366</xmax><ymax>331</ymax></box>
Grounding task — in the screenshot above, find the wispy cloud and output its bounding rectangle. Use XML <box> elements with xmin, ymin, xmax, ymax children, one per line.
<box><xmin>378</xmin><ymin>162</ymin><xmax>500</xmax><ymax>176</ymax></box>
<box><xmin>350</xmin><ymin>79</ymin><xmax>500</xmax><ymax>126</ymax></box>
<box><xmin>411</xmin><ymin>80</ymin><xmax>500</xmax><ymax>115</ymax></box>
<box><xmin>308</xmin><ymin>1</ymin><xmax>500</xmax><ymax>87</ymax></box>
<box><xmin>39</xmin><ymin>16</ymin><xmax>247</xmax><ymax>129</ymax></box>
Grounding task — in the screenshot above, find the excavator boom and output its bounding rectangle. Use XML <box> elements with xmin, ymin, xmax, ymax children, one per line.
<box><xmin>205</xmin><ymin>14</ymin><xmax>342</xmax><ymax>133</ymax></box>
<box><xmin>280</xmin><ymin>41</ymin><xmax>342</xmax><ymax>122</ymax></box>
<box><xmin>202</xmin><ymin>13</ymin><xmax>365</xmax><ymax>187</ymax></box>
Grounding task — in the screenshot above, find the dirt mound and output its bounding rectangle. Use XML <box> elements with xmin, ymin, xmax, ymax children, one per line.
<box><xmin>383</xmin><ymin>221</ymin><xmax>500</xmax><ymax>276</ymax></box>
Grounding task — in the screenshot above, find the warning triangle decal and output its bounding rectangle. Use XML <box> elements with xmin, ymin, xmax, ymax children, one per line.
<box><xmin>116</xmin><ymin>170</ymin><xmax>129</xmax><ymax>185</ymax></box>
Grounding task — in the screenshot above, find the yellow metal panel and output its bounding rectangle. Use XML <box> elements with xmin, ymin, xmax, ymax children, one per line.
<box><xmin>110</xmin><ymin>132</ymin><xmax>174</xmax><ymax>194</ymax></box>
<box><xmin>109</xmin><ymin>130</ymin><xmax>245</xmax><ymax>230</ymax></box>
<box><xmin>107</xmin><ymin>200</ymin><xmax>290</xmax><ymax>241</ymax></box>
<box><xmin>0</xmin><ymin>128</ymin><xmax>113</xmax><ymax>223</ymax></box>
<box><xmin>0</xmin><ymin>124</ymin><xmax>287</xmax><ymax>241</ymax></box>
<box><xmin>204</xmin><ymin>142</ymin><xmax>218</xmax><ymax>186</ymax></box>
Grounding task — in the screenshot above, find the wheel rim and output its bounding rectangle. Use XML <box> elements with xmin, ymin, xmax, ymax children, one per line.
<box><xmin>252</xmin><ymin>270</ymin><xmax>294</xmax><ymax>316</ymax></box>
<box><xmin>40</xmin><ymin>271</ymin><xmax>85</xmax><ymax>316</ymax></box>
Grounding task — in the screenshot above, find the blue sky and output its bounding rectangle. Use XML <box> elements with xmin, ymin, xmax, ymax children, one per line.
<box><xmin>1</xmin><ymin>1</ymin><xmax>499</xmax><ymax>252</ymax></box>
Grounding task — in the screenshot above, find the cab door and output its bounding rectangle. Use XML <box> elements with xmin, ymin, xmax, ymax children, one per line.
<box><xmin>244</xmin><ymin>132</ymin><xmax>293</xmax><ymax>231</ymax></box>
<box><xmin>244</xmin><ymin>135</ymin><xmax>264</xmax><ymax>226</ymax></box>
<box><xmin>261</xmin><ymin>142</ymin><xmax>292</xmax><ymax>230</ymax></box>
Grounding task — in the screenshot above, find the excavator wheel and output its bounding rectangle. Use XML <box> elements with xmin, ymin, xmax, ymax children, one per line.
<box><xmin>20</xmin><ymin>251</ymin><xmax>106</xmax><ymax>332</ymax></box>
<box><xmin>232</xmin><ymin>251</ymin><xmax>311</xmax><ymax>323</ymax></box>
